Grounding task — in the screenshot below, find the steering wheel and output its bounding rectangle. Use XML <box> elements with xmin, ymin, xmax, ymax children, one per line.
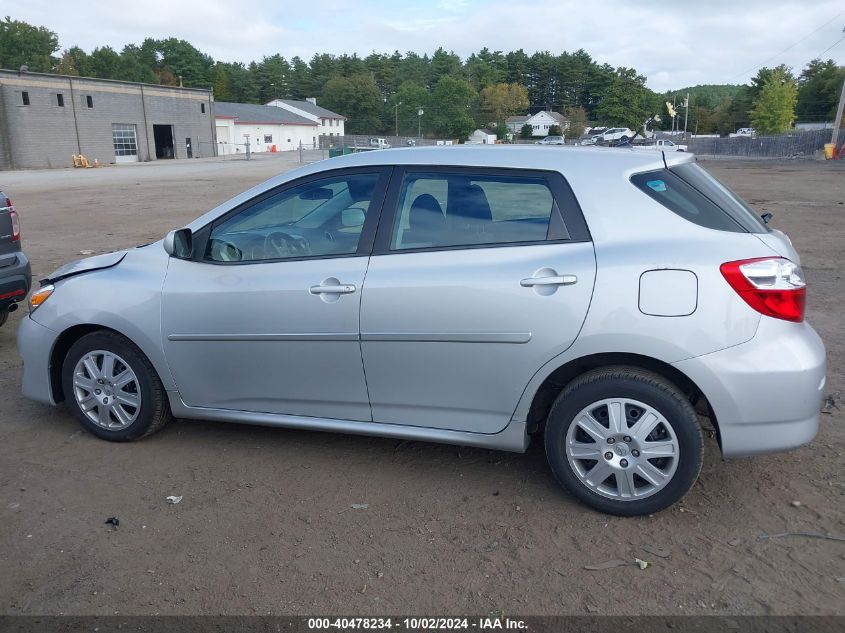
<box><xmin>208</xmin><ymin>238</ymin><xmax>243</xmax><ymax>262</ymax></box>
<box><xmin>264</xmin><ymin>231</ymin><xmax>311</xmax><ymax>258</ymax></box>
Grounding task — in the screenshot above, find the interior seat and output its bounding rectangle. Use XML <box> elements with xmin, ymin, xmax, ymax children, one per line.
<box><xmin>402</xmin><ymin>193</ymin><xmax>446</xmax><ymax>246</ymax></box>
<box><xmin>448</xmin><ymin>184</ymin><xmax>493</xmax><ymax>242</ymax></box>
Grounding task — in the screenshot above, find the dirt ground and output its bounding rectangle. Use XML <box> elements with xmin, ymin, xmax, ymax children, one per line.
<box><xmin>0</xmin><ymin>153</ymin><xmax>843</xmax><ymax>616</ymax></box>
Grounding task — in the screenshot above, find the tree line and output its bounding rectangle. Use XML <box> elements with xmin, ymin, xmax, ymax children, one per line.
<box><xmin>669</xmin><ymin>61</ymin><xmax>844</xmax><ymax>136</ymax></box>
<box><xmin>1</xmin><ymin>17</ymin><xmax>842</xmax><ymax>138</ymax></box>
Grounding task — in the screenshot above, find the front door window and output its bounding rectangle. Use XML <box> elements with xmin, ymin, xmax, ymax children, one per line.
<box><xmin>205</xmin><ymin>173</ymin><xmax>380</xmax><ymax>263</ymax></box>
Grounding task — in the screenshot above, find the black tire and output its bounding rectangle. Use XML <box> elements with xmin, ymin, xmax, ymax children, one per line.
<box><xmin>620</xmin><ymin>135</ymin><xmax>629</xmax><ymax>142</ymax></box>
<box><xmin>544</xmin><ymin>366</ymin><xmax>703</xmax><ymax>516</ymax></box>
<box><xmin>62</xmin><ymin>330</ymin><xmax>172</xmax><ymax>441</ymax></box>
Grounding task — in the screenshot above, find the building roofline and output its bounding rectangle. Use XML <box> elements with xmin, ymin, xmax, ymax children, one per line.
<box><xmin>0</xmin><ymin>68</ymin><xmax>213</xmax><ymax>94</ymax></box>
<box><xmin>224</xmin><ymin>119</ymin><xmax>316</xmax><ymax>127</ymax></box>
<box><xmin>267</xmin><ymin>98</ymin><xmax>347</xmax><ymax>120</ymax></box>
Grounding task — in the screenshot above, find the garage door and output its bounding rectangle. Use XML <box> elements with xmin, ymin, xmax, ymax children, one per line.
<box><xmin>216</xmin><ymin>125</ymin><xmax>231</xmax><ymax>154</ymax></box>
<box><xmin>112</xmin><ymin>124</ymin><xmax>138</xmax><ymax>164</ymax></box>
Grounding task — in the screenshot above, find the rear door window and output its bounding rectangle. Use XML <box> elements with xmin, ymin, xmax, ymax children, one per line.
<box><xmin>389</xmin><ymin>171</ymin><xmax>566</xmax><ymax>250</ymax></box>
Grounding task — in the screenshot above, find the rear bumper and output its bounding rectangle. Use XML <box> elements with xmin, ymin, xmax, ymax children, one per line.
<box><xmin>17</xmin><ymin>315</ymin><xmax>59</xmax><ymax>405</ymax></box>
<box><xmin>673</xmin><ymin>317</ymin><xmax>826</xmax><ymax>458</ymax></box>
<box><xmin>0</xmin><ymin>251</ymin><xmax>31</xmax><ymax>308</ymax></box>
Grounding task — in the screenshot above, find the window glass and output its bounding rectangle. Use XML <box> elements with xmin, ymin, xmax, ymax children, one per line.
<box><xmin>391</xmin><ymin>171</ymin><xmax>563</xmax><ymax>250</ymax></box>
<box><xmin>671</xmin><ymin>163</ymin><xmax>769</xmax><ymax>233</ymax></box>
<box><xmin>112</xmin><ymin>124</ymin><xmax>138</xmax><ymax>157</ymax></box>
<box><xmin>206</xmin><ymin>173</ymin><xmax>379</xmax><ymax>263</ymax></box>
<box><xmin>631</xmin><ymin>169</ymin><xmax>744</xmax><ymax>232</ymax></box>
<box><xmin>21</xmin><ymin>91</ymin><xmax>29</xmax><ymax>106</ymax></box>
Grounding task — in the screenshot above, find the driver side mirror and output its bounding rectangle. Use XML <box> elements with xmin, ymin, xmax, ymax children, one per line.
<box><xmin>163</xmin><ymin>228</ymin><xmax>194</xmax><ymax>259</ymax></box>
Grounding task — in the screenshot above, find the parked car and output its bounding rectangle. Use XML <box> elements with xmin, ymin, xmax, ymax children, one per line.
<box><xmin>0</xmin><ymin>190</ymin><xmax>31</xmax><ymax>327</ymax></box>
<box><xmin>633</xmin><ymin>139</ymin><xmax>688</xmax><ymax>152</ymax></box>
<box><xmin>599</xmin><ymin>127</ymin><xmax>635</xmax><ymax>143</ymax></box>
<box><xmin>736</xmin><ymin>128</ymin><xmax>755</xmax><ymax>137</ymax></box>
<box><xmin>368</xmin><ymin>138</ymin><xmax>391</xmax><ymax>149</ymax></box>
<box><xmin>580</xmin><ymin>135</ymin><xmax>600</xmax><ymax>146</ymax></box>
<box><xmin>17</xmin><ymin>147</ymin><xmax>825</xmax><ymax>516</ymax></box>
<box><xmin>536</xmin><ymin>136</ymin><xmax>565</xmax><ymax>145</ymax></box>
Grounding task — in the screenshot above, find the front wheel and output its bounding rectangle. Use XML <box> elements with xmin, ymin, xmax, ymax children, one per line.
<box><xmin>545</xmin><ymin>367</ymin><xmax>703</xmax><ymax>516</ymax></box>
<box><xmin>62</xmin><ymin>330</ymin><xmax>172</xmax><ymax>441</ymax></box>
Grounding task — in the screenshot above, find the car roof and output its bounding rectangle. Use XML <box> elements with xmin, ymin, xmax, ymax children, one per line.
<box><xmin>315</xmin><ymin>145</ymin><xmax>681</xmax><ymax>173</ymax></box>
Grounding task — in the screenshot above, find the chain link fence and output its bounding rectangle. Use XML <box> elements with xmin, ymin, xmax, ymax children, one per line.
<box><xmin>319</xmin><ymin>134</ymin><xmax>452</xmax><ymax>150</ymax></box>
<box><xmin>686</xmin><ymin>128</ymin><xmax>845</xmax><ymax>158</ymax></box>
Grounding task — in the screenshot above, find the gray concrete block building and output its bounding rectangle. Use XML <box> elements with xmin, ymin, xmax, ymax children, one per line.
<box><xmin>0</xmin><ymin>69</ymin><xmax>216</xmax><ymax>170</ymax></box>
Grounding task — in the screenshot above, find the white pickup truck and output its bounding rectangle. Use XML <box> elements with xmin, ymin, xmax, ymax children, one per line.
<box><xmin>633</xmin><ymin>139</ymin><xmax>688</xmax><ymax>152</ymax></box>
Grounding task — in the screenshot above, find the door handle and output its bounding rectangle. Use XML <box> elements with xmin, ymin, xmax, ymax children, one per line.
<box><xmin>520</xmin><ymin>275</ymin><xmax>577</xmax><ymax>287</ymax></box>
<box><xmin>309</xmin><ymin>284</ymin><xmax>356</xmax><ymax>295</ymax></box>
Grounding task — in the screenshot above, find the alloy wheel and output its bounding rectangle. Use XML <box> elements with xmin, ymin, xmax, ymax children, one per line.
<box><xmin>72</xmin><ymin>350</ymin><xmax>141</xmax><ymax>430</ymax></box>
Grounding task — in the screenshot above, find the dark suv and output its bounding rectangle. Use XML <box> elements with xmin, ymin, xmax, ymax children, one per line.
<box><xmin>0</xmin><ymin>190</ymin><xmax>31</xmax><ymax>327</ymax></box>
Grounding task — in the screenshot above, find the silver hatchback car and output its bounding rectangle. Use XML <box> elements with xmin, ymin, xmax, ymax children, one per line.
<box><xmin>18</xmin><ymin>147</ymin><xmax>826</xmax><ymax>515</ymax></box>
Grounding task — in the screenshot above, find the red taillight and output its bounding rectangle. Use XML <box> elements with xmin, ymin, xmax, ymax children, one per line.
<box><xmin>720</xmin><ymin>257</ymin><xmax>806</xmax><ymax>323</ymax></box>
<box><xmin>9</xmin><ymin>208</ymin><xmax>20</xmax><ymax>241</ymax></box>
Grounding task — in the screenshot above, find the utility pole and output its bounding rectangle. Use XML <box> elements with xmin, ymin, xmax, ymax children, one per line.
<box><xmin>831</xmin><ymin>74</ymin><xmax>845</xmax><ymax>147</ymax></box>
<box><xmin>683</xmin><ymin>93</ymin><xmax>689</xmax><ymax>139</ymax></box>
<box><xmin>395</xmin><ymin>101</ymin><xmax>402</xmax><ymax>137</ymax></box>
<box><xmin>418</xmin><ymin>108</ymin><xmax>424</xmax><ymax>138</ymax></box>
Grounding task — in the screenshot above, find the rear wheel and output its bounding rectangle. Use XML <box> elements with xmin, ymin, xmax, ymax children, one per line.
<box><xmin>61</xmin><ymin>331</ymin><xmax>172</xmax><ymax>441</ymax></box>
<box><xmin>545</xmin><ymin>367</ymin><xmax>703</xmax><ymax>515</ymax></box>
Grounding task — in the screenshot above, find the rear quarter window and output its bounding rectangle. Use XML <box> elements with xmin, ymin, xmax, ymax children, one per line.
<box><xmin>671</xmin><ymin>163</ymin><xmax>769</xmax><ymax>233</ymax></box>
<box><xmin>631</xmin><ymin>169</ymin><xmax>748</xmax><ymax>233</ymax></box>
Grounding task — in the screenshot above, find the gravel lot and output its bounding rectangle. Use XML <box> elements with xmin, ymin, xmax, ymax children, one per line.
<box><xmin>0</xmin><ymin>153</ymin><xmax>843</xmax><ymax>616</ymax></box>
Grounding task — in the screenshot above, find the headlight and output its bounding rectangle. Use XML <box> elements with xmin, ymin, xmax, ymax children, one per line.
<box><xmin>29</xmin><ymin>284</ymin><xmax>54</xmax><ymax>313</ymax></box>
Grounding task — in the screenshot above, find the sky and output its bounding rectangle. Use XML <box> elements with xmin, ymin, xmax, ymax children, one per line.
<box><xmin>9</xmin><ymin>0</ymin><xmax>845</xmax><ymax>92</ymax></box>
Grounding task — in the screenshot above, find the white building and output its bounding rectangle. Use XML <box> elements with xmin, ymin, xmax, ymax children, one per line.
<box><xmin>214</xmin><ymin>99</ymin><xmax>347</xmax><ymax>154</ymax></box>
<box><xmin>794</xmin><ymin>121</ymin><xmax>834</xmax><ymax>131</ymax></box>
<box><xmin>214</xmin><ymin>102</ymin><xmax>318</xmax><ymax>154</ymax></box>
<box><xmin>467</xmin><ymin>129</ymin><xmax>497</xmax><ymax>144</ymax></box>
<box><xmin>266</xmin><ymin>98</ymin><xmax>346</xmax><ymax>138</ymax></box>
<box><xmin>506</xmin><ymin>111</ymin><xmax>569</xmax><ymax>137</ymax></box>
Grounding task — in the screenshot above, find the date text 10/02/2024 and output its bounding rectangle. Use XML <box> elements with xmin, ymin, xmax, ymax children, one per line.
<box><xmin>307</xmin><ymin>617</ymin><xmax>528</xmax><ymax>630</ymax></box>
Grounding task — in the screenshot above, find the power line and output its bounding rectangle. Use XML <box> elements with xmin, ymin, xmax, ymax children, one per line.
<box><xmin>812</xmin><ymin>33</ymin><xmax>845</xmax><ymax>60</ymax></box>
<box><xmin>727</xmin><ymin>8</ymin><xmax>845</xmax><ymax>83</ymax></box>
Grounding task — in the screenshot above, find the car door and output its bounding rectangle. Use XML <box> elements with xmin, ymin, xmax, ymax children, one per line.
<box><xmin>360</xmin><ymin>166</ymin><xmax>596</xmax><ymax>434</ymax></box>
<box><xmin>161</xmin><ymin>167</ymin><xmax>390</xmax><ymax>421</ymax></box>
